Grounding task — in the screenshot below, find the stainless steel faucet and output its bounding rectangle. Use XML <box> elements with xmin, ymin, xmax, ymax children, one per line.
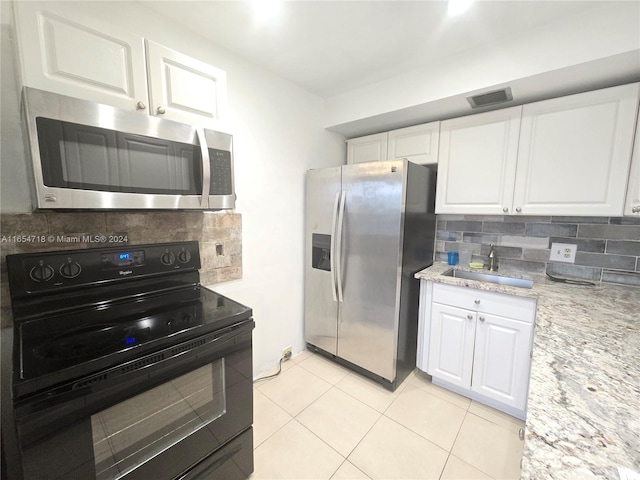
<box><xmin>487</xmin><ymin>244</ymin><xmax>498</xmax><ymax>271</ymax></box>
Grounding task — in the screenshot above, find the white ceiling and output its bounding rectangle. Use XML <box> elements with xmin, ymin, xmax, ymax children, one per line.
<box><xmin>142</xmin><ymin>0</ymin><xmax>617</xmax><ymax>98</ymax></box>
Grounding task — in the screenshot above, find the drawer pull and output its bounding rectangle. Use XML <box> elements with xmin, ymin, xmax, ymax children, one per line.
<box><xmin>479</xmin><ymin>316</ymin><xmax>485</xmax><ymax>322</ymax></box>
<box><xmin>474</xmin><ymin>299</ymin><xmax>480</xmax><ymax>305</ymax></box>
<box><xmin>467</xmin><ymin>314</ymin><xmax>473</xmax><ymax>320</ymax></box>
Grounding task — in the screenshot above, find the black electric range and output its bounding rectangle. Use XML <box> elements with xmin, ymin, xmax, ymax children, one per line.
<box><xmin>3</xmin><ymin>241</ymin><xmax>254</xmax><ymax>480</ymax></box>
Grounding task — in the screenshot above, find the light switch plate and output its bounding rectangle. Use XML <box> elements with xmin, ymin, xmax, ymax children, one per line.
<box><xmin>549</xmin><ymin>243</ymin><xmax>577</xmax><ymax>263</ymax></box>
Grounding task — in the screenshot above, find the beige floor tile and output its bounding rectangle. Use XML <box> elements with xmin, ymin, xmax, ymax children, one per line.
<box><xmin>452</xmin><ymin>413</ymin><xmax>524</xmax><ymax>480</ymax></box>
<box><xmin>468</xmin><ymin>400</ymin><xmax>525</xmax><ymax>434</ymax></box>
<box><xmin>348</xmin><ymin>416</ymin><xmax>448</xmax><ymax>480</ymax></box>
<box><xmin>253</xmin><ymin>389</ymin><xmax>292</xmax><ymax>447</ymax></box>
<box><xmin>440</xmin><ymin>455</ymin><xmax>492</xmax><ymax>480</ymax></box>
<box><xmin>408</xmin><ymin>370</ymin><xmax>472</xmax><ymax>410</ymax></box>
<box><xmin>335</xmin><ymin>372</ymin><xmax>404</xmax><ymax>412</ymax></box>
<box><xmin>252</xmin><ymin>420</ymin><xmax>344</xmax><ymax>480</ymax></box>
<box><xmin>253</xmin><ymin>358</ymin><xmax>294</xmax><ymax>385</ymax></box>
<box><xmin>257</xmin><ymin>364</ymin><xmax>332</xmax><ymax>416</ymax></box>
<box><xmin>297</xmin><ymin>387</ymin><xmax>381</xmax><ymax>457</ymax></box>
<box><xmin>291</xmin><ymin>349</ymin><xmax>314</xmax><ymax>364</ymax></box>
<box><xmin>331</xmin><ymin>460</ymin><xmax>371</xmax><ymax>479</ymax></box>
<box><xmin>385</xmin><ymin>384</ymin><xmax>467</xmax><ymax>451</ymax></box>
<box><xmin>298</xmin><ymin>354</ymin><xmax>350</xmax><ymax>385</ymax></box>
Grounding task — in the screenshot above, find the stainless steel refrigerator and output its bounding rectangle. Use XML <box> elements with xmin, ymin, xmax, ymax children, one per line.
<box><xmin>304</xmin><ymin>159</ymin><xmax>437</xmax><ymax>390</ymax></box>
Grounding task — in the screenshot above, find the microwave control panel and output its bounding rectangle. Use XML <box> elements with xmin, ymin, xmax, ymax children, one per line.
<box><xmin>210</xmin><ymin>149</ymin><xmax>233</xmax><ymax>195</ymax></box>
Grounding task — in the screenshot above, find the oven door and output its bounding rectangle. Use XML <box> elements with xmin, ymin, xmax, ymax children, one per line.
<box><xmin>12</xmin><ymin>320</ymin><xmax>253</xmax><ymax>480</ymax></box>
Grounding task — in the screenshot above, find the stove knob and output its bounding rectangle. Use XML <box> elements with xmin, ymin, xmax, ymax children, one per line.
<box><xmin>29</xmin><ymin>261</ymin><xmax>55</xmax><ymax>282</ymax></box>
<box><xmin>177</xmin><ymin>249</ymin><xmax>191</xmax><ymax>264</ymax></box>
<box><xmin>160</xmin><ymin>250</ymin><xmax>176</xmax><ymax>266</ymax></box>
<box><xmin>59</xmin><ymin>258</ymin><xmax>82</xmax><ymax>279</ymax></box>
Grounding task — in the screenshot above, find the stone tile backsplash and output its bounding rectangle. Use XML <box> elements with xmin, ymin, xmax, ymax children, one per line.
<box><xmin>0</xmin><ymin>211</ymin><xmax>242</xmax><ymax>326</ymax></box>
<box><xmin>436</xmin><ymin>215</ymin><xmax>640</xmax><ymax>287</ymax></box>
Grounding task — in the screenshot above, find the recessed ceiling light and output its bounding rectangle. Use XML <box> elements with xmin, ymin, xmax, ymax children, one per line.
<box><xmin>448</xmin><ymin>0</ymin><xmax>474</xmax><ymax>16</ymax></box>
<box><xmin>250</xmin><ymin>0</ymin><xmax>283</xmax><ymax>22</ymax></box>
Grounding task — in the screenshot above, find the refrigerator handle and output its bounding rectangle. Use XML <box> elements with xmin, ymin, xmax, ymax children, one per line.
<box><xmin>336</xmin><ymin>190</ymin><xmax>346</xmax><ymax>303</ymax></box>
<box><xmin>330</xmin><ymin>192</ymin><xmax>340</xmax><ymax>302</ymax></box>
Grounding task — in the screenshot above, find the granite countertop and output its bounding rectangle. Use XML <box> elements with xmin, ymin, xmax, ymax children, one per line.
<box><xmin>415</xmin><ymin>263</ymin><xmax>640</xmax><ymax>479</ymax></box>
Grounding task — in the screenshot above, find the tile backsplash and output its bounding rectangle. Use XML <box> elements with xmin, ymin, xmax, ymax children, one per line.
<box><xmin>435</xmin><ymin>215</ymin><xmax>640</xmax><ymax>287</ymax></box>
<box><xmin>0</xmin><ymin>211</ymin><xmax>242</xmax><ymax>326</ymax></box>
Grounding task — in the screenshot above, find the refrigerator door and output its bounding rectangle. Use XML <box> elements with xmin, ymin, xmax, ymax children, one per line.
<box><xmin>337</xmin><ymin>161</ymin><xmax>405</xmax><ymax>382</ymax></box>
<box><xmin>304</xmin><ymin>167</ymin><xmax>342</xmax><ymax>355</ymax></box>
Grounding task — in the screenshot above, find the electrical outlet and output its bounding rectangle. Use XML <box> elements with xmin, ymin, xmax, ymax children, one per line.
<box><xmin>549</xmin><ymin>243</ymin><xmax>577</xmax><ymax>263</ymax></box>
<box><xmin>282</xmin><ymin>346</ymin><xmax>292</xmax><ymax>361</ymax></box>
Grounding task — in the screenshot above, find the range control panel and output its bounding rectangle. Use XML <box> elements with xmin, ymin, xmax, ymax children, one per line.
<box><xmin>6</xmin><ymin>241</ymin><xmax>201</xmax><ymax>298</ymax></box>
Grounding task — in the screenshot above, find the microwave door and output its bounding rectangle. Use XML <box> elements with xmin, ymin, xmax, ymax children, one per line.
<box><xmin>196</xmin><ymin>128</ymin><xmax>210</xmax><ymax>209</ymax></box>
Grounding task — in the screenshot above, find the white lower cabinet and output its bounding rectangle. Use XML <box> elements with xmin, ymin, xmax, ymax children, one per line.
<box><xmin>420</xmin><ymin>281</ymin><xmax>535</xmax><ymax>419</ymax></box>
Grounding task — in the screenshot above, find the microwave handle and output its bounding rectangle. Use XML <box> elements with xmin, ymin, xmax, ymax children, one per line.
<box><xmin>196</xmin><ymin>128</ymin><xmax>211</xmax><ymax>209</ymax></box>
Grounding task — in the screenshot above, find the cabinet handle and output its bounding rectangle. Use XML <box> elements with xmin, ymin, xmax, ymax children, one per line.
<box><xmin>502</xmin><ymin>207</ymin><xmax>508</xmax><ymax>213</ymax></box>
<box><xmin>519</xmin><ymin>427</ymin><xmax>525</xmax><ymax>441</ymax></box>
<box><xmin>479</xmin><ymin>316</ymin><xmax>485</xmax><ymax>322</ymax></box>
<box><xmin>467</xmin><ymin>314</ymin><xmax>473</xmax><ymax>320</ymax></box>
<box><xmin>157</xmin><ymin>106</ymin><xmax>166</xmax><ymax>115</ymax></box>
<box><xmin>474</xmin><ymin>299</ymin><xmax>480</xmax><ymax>305</ymax></box>
<box><xmin>633</xmin><ymin>205</ymin><xmax>640</xmax><ymax>213</ymax></box>
<box><xmin>515</xmin><ymin>207</ymin><xmax>522</xmax><ymax>213</ymax></box>
<box><xmin>136</xmin><ymin>101</ymin><xmax>146</xmax><ymax>110</ymax></box>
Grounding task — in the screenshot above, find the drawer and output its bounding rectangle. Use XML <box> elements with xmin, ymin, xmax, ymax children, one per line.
<box><xmin>432</xmin><ymin>282</ymin><xmax>536</xmax><ymax>323</ymax></box>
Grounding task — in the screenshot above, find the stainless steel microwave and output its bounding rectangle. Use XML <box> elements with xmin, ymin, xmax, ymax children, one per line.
<box><xmin>22</xmin><ymin>88</ymin><xmax>235</xmax><ymax>210</ymax></box>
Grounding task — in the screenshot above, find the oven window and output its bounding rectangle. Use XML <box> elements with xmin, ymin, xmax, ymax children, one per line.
<box><xmin>91</xmin><ymin>360</ymin><xmax>225</xmax><ymax>480</ymax></box>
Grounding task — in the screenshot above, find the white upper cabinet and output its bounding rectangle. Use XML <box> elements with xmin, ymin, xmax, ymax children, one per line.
<box><xmin>387</xmin><ymin>122</ymin><xmax>440</xmax><ymax>165</ymax></box>
<box><xmin>514</xmin><ymin>83</ymin><xmax>640</xmax><ymax>216</ymax></box>
<box><xmin>346</xmin><ymin>132</ymin><xmax>388</xmax><ymax>164</ymax></box>
<box><xmin>436</xmin><ymin>84</ymin><xmax>639</xmax><ymax>216</ymax></box>
<box><xmin>435</xmin><ymin>107</ymin><xmax>522</xmax><ymax>215</ymax></box>
<box><xmin>347</xmin><ymin>121</ymin><xmax>440</xmax><ymax>165</ymax></box>
<box><xmin>624</xmin><ymin>110</ymin><xmax>640</xmax><ymax>216</ymax></box>
<box><xmin>145</xmin><ymin>41</ymin><xmax>227</xmax><ymax>128</ymax></box>
<box><xmin>13</xmin><ymin>2</ymin><xmax>227</xmax><ymax>129</ymax></box>
<box><xmin>13</xmin><ymin>2</ymin><xmax>148</xmax><ymax>112</ymax></box>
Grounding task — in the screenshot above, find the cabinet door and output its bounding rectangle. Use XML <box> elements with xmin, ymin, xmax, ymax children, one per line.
<box><xmin>145</xmin><ymin>41</ymin><xmax>227</xmax><ymax>129</ymax></box>
<box><xmin>427</xmin><ymin>303</ymin><xmax>476</xmax><ymax>389</ymax></box>
<box><xmin>435</xmin><ymin>107</ymin><xmax>522</xmax><ymax>214</ymax></box>
<box><xmin>624</xmin><ymin>111</ymin><xmax>640</xmax><ymax>216</ymax></box>
<box><xmin>387</xmin><ymin>122</ymin><xmax>440</xmax><ymax>165</ymax></box>
<box><xmin>471</xmin><ymin>313</ymin><xmax>533</xmax><ymax>411</ymax></box>
<box><xmin>515</xmin><ymin>83</ymin><xmax>640</xmax><ymax>216</ymax></box>
<box><xmin>346</xmin><ymin>133</ymin><xmax>388</xmax><ymax>164</ymax></box>
<box><xmin>13</xmin><ymin>1</ymin><xmax>148</xmax><ymax>112</ymax></box>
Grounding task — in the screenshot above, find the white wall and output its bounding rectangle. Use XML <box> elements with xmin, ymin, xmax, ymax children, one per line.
<box><xmin>0</xmin><ymin>1</ymin><xmax>345</xmax><ymax>376</ymax></box>
<box><xmin>325</xmin><ymin>2</ymin><xmax>640</xmax><ymax>130</ymax></box>
<box><xmin>1</xmin><ymin>0</ymin><xmax>32</xmax><ymax>213</ymax></box>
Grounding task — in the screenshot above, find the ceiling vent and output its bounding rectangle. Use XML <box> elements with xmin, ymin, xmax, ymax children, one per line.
<box><xmin>467</xmin><ymin>87</ymin><xmax>513</xmax><ymax>108</ymax></box>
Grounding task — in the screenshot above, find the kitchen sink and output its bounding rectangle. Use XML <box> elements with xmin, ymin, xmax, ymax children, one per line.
<box><xmin>442</xmin><ymin>269</ymin><xmax>534</xmax><ymax>289</ymax></box>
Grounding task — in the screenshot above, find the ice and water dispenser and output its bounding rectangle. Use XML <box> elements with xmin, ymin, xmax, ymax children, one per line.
<box><xmin>311</xmin><ymin>234</ymin><xmax>331</xmax><ymax>271</ymax></box>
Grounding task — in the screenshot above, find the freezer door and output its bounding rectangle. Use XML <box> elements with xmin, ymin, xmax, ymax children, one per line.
<box><xmin>337</xmin><ymin>161</ymin><xmax>405</xmax><ymax>381</ymax></box>
<box><xmin>304</xmin><ymin>167</ymin><xmax>342</xmax><ymax>355</ymax></box>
